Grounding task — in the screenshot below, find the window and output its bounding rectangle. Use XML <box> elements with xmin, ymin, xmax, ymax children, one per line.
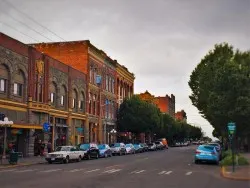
<box><xmin>112</xmin><ymin>78</ymin><xmax>115</xmax><ymax>93</ymax></box>
<box><xmin>90</xmin><ymin>67</ymin><xmax>93</xmax><ymax>83</ymax></box>
<box><xmin>0</xmin><ymin>79</ymin><xmax>6</xmax><ymax>92</ymax></box>
<box><xmin>50</xmin><ymin>93</ymin><xmax>55</xmax><ymax>104</ymax></box>
<box><xmin>93</xmin><ymin>69</ymin><xmax>97</xmax><ymax>84</ymax></box>
<box><xmin>93</xmin><ymin>95</ymin><xmax>96</xmax><ymax>115</ymax></box>
<box><xmin>14</xmin><ymin>83</ymin><xmax>23</xmax><ymax>96</ymax></box>
<box><xmin>89</xmin><ymin>93</ymin><xmax>92</xmax><ymax>114</ymax></box>
<box><xmin>109</xmin><ymin>77</ymin><xmax>112</xmax><ymax>92</ymax></box>
<box><xmin>60</xmin><ymin>95</ymin><xmax>64</xmax><ymax>106</ymax></box>
<box><xmin>72</xmin><ymin>98</ymin><xmax>76</xmax><ymax>108</ymax></box>
<box><xmin>106</xmin><ymin>75</ymin><xmax>109</xmax><ymax>90</ymax></box>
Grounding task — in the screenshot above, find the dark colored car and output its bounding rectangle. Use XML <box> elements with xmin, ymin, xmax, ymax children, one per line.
<box><xmin>79</xmin><ymin>143</ymin><xmax>100</xmax><ymax>159</ymax></box>
<box><xmin>140</xmin><ymin>143</ymin><xmax>149</xmax><ymax>152</ymax></box>
<box><xmin>98</xmin><ymin>144</ymin><xmax>112</xmax><ymax>158</ymax></box>
<box><xmin>155</xmin><ymin>141</ymin><xmax>164</xmax><ymax>150</ymax></box>
<box><xmin>133</xmin><ymin>144</ymin><xmax>143</xmax><ymax>153</ymax></box>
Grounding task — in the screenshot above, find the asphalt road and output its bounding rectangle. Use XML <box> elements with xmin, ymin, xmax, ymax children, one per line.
<box><xmin>0</xmin><ymin>146</ymin><xmax>248</xmax><ymax>188</ymax></box>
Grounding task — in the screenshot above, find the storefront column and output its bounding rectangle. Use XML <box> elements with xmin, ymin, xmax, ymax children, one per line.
<box><xmin>27</xmin><ymin>129</ymin><xmax>35</xmax><ymax>156</ymax></box>
<box><xmin>67</xmin><ymin>117</ymin><xmax>72</xmax><ymax>145</ymax></box>
<box><xmin>51</xmin><ymin>116</ymin><xmax>55</xmax><ymax>151</ymax></box>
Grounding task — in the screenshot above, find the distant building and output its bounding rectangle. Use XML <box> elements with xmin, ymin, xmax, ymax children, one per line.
<box><xmin>175</xmin><ymin>110</ymin><xmax>187</xmax><ymax>122</ymax></box>
<box><xmin>137</xmin><ymin>91</ymin><xmax>176</xmax><ymax>118</ymax></box>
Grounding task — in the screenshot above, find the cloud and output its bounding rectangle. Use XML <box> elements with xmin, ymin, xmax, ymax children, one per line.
<box><xmin>0</xmin><ymin>0</ymin><xmax>249</xmax><ymax>138</ymax></box>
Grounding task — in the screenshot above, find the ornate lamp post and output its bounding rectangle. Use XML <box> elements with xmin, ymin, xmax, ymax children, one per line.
<box><xmin>0</xmin><ymin>117</ymin><xmax>14</xmax><ymax>160</ymax></box>
<box><xmin>110</xmin><ymin>129</ymin><xmax>117</xmax><ymax>144</ymax></box>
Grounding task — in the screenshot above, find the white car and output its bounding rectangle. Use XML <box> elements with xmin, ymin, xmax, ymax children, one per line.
<box><xmin>45</xmin><ymin>146</ymin><xmax>85</xmax><ymax>164</ymax></box>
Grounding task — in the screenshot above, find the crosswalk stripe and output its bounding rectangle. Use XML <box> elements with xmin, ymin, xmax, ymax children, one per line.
<box><xmin>185</xmin><ymin>171</ymin><xmax>192</xmax><ymax>176</ymax></box>
<box><xmin>15</xmin><ymin>169</ymin><xmax>36</xmax><ymax>173</ymax></box>
<box><xmin>69</xmin><ymin>168</ymin><xmax>85</xmax><ymax>172</ymax></box>
<box><xmin>158</xmin><ymin>171</ymin><xmax>166</xmax><ymax>175</ymax></box>
<box><xmin>40</xmin><ymin>169</ymin><xmax>62</xmax><ymax>173</ymax></box>
<box><xmin>103</xmin><ymin>169</ymin><xmax>121</xmax><ymax>174</ymax></box>
<box><xmin>85</xmin><ymin>169</ymin><xmax>100</xmax><ymax>173</ymax></box>
<box><xmin>165</xmin><ymin>171</ymin><xmax>172</xmax><ymax>175</ymax></box>
<box><xmin>135</xmin><ymin>170</ymin><xmax>145</xmax><ymax>174</ymax></box>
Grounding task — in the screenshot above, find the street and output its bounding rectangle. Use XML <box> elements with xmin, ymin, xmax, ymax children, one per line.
<box><xmin>0</xmin><ymin>146</ymin><xmax>248</xmax><ymax>188</ymax></box>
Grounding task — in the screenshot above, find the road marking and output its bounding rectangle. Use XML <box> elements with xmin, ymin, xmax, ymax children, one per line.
<box><xmin>165</xmin><ymin>171</ymin><xmax>172</xmax><ymax>175</ymax></box>
<box><xmin>85</xmin><ymin>169</ymin><xmax>100</xmax><ymax>173</ymax></box>
<box><xmin>69</xmin><ymin>168</ymin><xmax>85</xmax><ymax>173</ymax></box>
<box><xmin>0</xmin><ymin>169</ymin><xmax>17</xmax><ymax>173</ymax></box>
<box><xmin>40</xmin><ymin>169</ymin><xmax>62</xmax><ymax>173</ymax></box>
<box><xmin>105</xmin><ymin>165</ymin><xmax>123</xmax><ymax>169</ymax></box>
<box><xmin>135</xmin><ymin>170</ymin><xmax>145</xmax><ymax>174</ymax></box>
<box><xmin>14</xmin><ymin>169</ymin><xmax>36</xmax><ymax>173</ymax></box>
<box><xmin>185</xmin><ymin>171</ymin><xmax>192</xmax><ymax>176</ymax></box>
<box><xmin>103</xmin><ymin>169</ymin><xmax>121</xmax><ymax>174</ymax></box>
<box><xmin>158</xmin><ymin>171</ymin><xmax>166</xmax><ymax>175</ymax></box>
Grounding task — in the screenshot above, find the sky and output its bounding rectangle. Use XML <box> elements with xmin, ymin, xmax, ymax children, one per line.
<box><xmin>0</xmin><ymin>0</ymin><xmax>249</xmax><ymax>139</ymax></box>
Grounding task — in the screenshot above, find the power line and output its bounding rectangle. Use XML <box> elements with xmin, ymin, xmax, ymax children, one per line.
<box><xmin>0</xmin><ymin>7</ymin><xmax>53</xmax><ymax>42</ymax></box>
<box><xmin>0</xmin><ymin>22</ymin><xmax>40</xmax><ymax>42</ymax></box>
<box><xmin>2</xmin><ymin>0</ymin><xmax>65</xmax><ymax>41</ymax></box>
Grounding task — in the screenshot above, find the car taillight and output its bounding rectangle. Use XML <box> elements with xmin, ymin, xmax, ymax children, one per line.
<box><xmin>195</xmin><ymin>150</ymin><xmax>201</xmax><ymax>154</ymax></box>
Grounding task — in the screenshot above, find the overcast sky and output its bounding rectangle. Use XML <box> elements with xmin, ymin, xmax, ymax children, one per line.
<box><xmin>0</xmin><ymin>0</ymin><xmax>249</xmax><ymax>138</ymax></box>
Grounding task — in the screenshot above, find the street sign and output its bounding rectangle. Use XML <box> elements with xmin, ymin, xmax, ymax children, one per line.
<box><xmin>227</xmin><ymin>122</ymin><xmax>236</xmax><ymax>135</ymax></box>
<box><xmin>43</xmin><ymin>122</ymin><xmax>50</xmax><ymax>132</ymax></box>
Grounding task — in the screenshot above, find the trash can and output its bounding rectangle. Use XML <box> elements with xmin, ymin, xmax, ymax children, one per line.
<box><xmin>9</xmin><ymin>152</ymin><xmax>18</xmax><ymax>165</ymax></box>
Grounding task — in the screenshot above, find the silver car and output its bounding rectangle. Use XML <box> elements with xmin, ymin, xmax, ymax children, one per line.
<box><xmin>110</xmin><ymin>143</ymin><xmax>126</xmax><ymax>156</ymax></box>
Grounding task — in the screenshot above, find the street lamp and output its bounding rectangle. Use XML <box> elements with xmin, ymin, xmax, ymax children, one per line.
<box><xmin>110</xmin><ymin>129</ymin><xmax>117</xmax><ymax>144</ymax></box>
<box><xmin>0</xmin><ymin>117</ymin><xmax>14</xmax><ymax>160</ymax></box>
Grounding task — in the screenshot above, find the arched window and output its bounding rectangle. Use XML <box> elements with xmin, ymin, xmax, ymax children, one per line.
<box><xmin>72</xmin><ymin>89</ymin><xmax>78</xmax><ymax>110</ymax></box>
<box><xmin>50</xmin><ymin>82</ymin><xmax>57</xmax><ymax>106</ymax></box>
<box><xmin>79</xmin><ymin>91</ymin><xmax>85</xmax><ymax>112</ymax></box>
<box><xmin>0</xmin><ymin>64</ymin><xmax>9</xmax><ymax>95</ymax></box>
<box><xmin>60</xmin><ymin>85</ymin><xmax>67</xmax><ymax>107</ymax></box>
<box><xmin>14</xmin><ymin>69</ymin><xmax>25</xmax><ymax>98</ymax></box>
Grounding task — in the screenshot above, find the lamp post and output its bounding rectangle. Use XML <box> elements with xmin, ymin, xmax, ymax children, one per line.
<box><xmin>0</xmin><ymin>117</ymin><xmax>14</xmax><ymax>160</ymax></box>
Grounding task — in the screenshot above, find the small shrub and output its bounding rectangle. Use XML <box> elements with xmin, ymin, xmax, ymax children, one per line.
<box><xmin>222</xmin><ymin>150</ymin><xmax>232</xmax><ymax>159</ymax></box>
<box><xmin>220</xmin><ymin>154</ymin><xmax>249</xmax><ymax>166</ymax></box>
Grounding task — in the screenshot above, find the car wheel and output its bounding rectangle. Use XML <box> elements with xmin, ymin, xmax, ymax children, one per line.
<box><xmin>96</xmin><ymin>153</ymin><xmax>99</xmax><ymax>159</ymax></box>
<box><xmin>78</xmin><ymin>156</ymin><xmax>81</xmax><ymax>162</ymax></box>
<box><xmin>64</xmin><ymin>156</ymin><xmax>69</xmax><ymax>164</ymax></box>
<box><xmin>87</xmin><ymin>154</ymin><xmax>91</xmax><ymax>160</ymax></box>
<box><xmin>104</xmin><ymin>153</ymin><xmax>108</xmax><ymax>158</ymax></box>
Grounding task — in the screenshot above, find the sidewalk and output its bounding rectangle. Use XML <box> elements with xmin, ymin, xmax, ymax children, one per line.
<box><xmin>0</xmin><ymin>156</ymin><xmax>46</xmax><ymax>169</ymax></box>
<box><xmin>221</xmin><ymin>153</ymin><xmax>250</xmax><ymax>181</ymax></box>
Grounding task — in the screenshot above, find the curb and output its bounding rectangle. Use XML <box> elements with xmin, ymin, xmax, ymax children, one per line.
<box><xmin>221</xmin><ymin>166</ymin><xmax>250</xmax><ymax>181</ymax></box>
<box><xmin>0</xmin><ymin>162</ymin><xmax>46</xmax><ymax>169</ymax></box>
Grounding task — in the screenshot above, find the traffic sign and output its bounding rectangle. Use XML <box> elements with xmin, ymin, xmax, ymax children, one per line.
<box><xmin>43</xmin><ymin>122</ymin><xmax>50</xmax><ymax>132</ymax></box>
<box><xmin>227</xmin><ymin>122</ymin><xmax>236</xmax><ymax>134</ymax></box>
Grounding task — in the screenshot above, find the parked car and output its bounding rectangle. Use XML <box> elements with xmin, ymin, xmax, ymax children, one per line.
<box><xmin>207</xmin><ymin>142</ymin><xmax>222</xmax><ymax>160</ymax></box>
<box><xmin>110</xmin><ymin>143</ymin><xmax>126</xmax><ymax>156</ymax></box>
<box><xmin>147</xmin><ymin>143</ymin><xmax>157</xmax><ymax>151</ymax></box>
<box><xmin>133</xmin><ymin>144</ymin><xmax>143</xmax><ymax>153</ymax></box>
<box><xmin>45</xmin><ymin>146</ymin><xmax>84</xmax><ymax>164</ymax></box>
<box><xmin>194</xmin><ymin>145</ymin><xmax>219</xmax><ymax>165</ymax></box>
<box><xmin>140</xmin><ymin>143</ymin><xmax>149</xmax><ymax>152</ymax></box>
<box><xmin>79</xmin><ymin>143</ymin><xmax>100</xmax><ymax>160</ymax></box>
<box><xmin>155</xmin><ymin>141</ymin><xmax>164</xmax><ymax>150</ymax></box>
<box><xmin>98</xmin><ymin>144</ymin><xmax>112</xmax><ymax>158</ymax></box>
<box><xmin>125</xmin><ymin>143</ymin><xmax>136</xmax><ymax>154</ymax></box>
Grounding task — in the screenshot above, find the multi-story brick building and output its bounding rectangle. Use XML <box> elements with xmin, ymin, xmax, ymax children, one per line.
<box><xmin>0</xmin><ymin>33</ymin><xmax>87</xmax><ymax>156</ymax></box>
<box><xmin>33</xmin><ymin>41</ymin><xmax>134</xmax><ymax>144</ymax></box>
<box><xmin>175</xmin><ymin>110</ymin><xmax>187</xmax><ymax>122</ymax></box>
<box><xmin>137</xmin><ymin>91</ymin><xmax>176</xmax><ymax>118</ymax></box>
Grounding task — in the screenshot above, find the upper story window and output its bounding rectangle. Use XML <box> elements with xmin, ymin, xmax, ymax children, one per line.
<box><xmin>60</xmin><ymin>85</ymin><xmax>67</xmax><ymax>107</ymax></box>
<box><xmin>89</xmin><ymin>93</ymin><xmax>92</xmax><ymax>114</ymax></box>
<box><xmin>112</xmin><ymin>78</ymin><xmax>115</xmax><ymax>93</ymax></box>
<box><xmin>106</xmin><ymin>75</ymin><xmax>109</xmax><ymax>90</ymax></box>
<box><xmin>89</xmin><ymin>67</ymin><xmax>93</xmax><ymax>83</ymax></box>
<box><xmin>0</xmin><ymin>79</ymin><xmax>6</xmax><ymax>92</ymax></box>
<box><xmin>51</xmin><ymin>93</ymin><xmax>55</xmax><ymax>104</ymax></box>
<box><xmin>14</xmin><ymin>83</ymin><xmax>23</xmax><ymax>96</ymax></box>
<box><xmin>79</xmin><ymin>92</ymin><xmax>85</xmax><ymax>112</ymax></box>
<box><xmin>93</xmin><ymin>69</ymin><xmax>97</xmax><ymax>85</ymax></box>
<box><xmin>72</xmin><ymin>89</ymin><xmax>78</xmax><ymax>109</ymax></box>
<box><xmin>60</xmin><ymin>95</ymin><xmax>64</xmax><ymax>106</ymax></box>
<box><xmin>50</xmin><ymin>82</ymin><xmax>57</xmax><ymax>105</ymax></box>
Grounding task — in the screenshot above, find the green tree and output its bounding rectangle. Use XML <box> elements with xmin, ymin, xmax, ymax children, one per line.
<box><xmin>188</xmin><ymin>43</ymin><xmax>250</xmax><ymax>138</ymax></box>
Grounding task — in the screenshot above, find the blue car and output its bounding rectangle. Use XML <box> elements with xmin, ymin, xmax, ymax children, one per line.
<box><xmin>195</xmin><ymin>145</ymin><xmax>219</xmax><ymax>165</ymax></box>
<box><xmin>98</xmin><ymin>144</ymin><xmax>112</xmax><ymax>158</ymax></box>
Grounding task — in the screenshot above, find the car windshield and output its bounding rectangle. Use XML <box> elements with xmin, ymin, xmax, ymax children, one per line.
<box><xmin>98</xmin><ymin>144</ymin><xmax>106</xmax><ymax>150</ymax></box>
<box><xmin>199</xmin><ymin>145</ymin><xmax>214</xmax><ymax>151</ymax></box>
<box><xmin>125</xmin><ymin>144</ymin><xmax>131</xmax><ymax>147</ymax></box>
<box><xmin>133</xmin><ymin>144</ymin><xmax>139</xmax><ymax>148</ymax></box>
<box><xmin>55</xmin><ymin>146</ymin><xmax>71</xmax><ymax>152</ymax></box>
<box><xmin>114</xmin><ymin>143</ymin><xmax>120</xmax><ymax>147</ymax></box>
<box><xmin>80</xmin><ymin>144</ymin><xmax>90</xmax><ymax>151</ymax></box>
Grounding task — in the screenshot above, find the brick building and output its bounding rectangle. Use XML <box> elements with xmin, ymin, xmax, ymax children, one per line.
<box><xmin>33</xmin><ymin>41</ymin><xmax>134</xmax><ymax>144</ymax></box>
<box><xmin>137</xmin><ymin>91</ymin><xmax>176</xmax><ymax>118</ymax></box>
<box><xmin>175</xmin><ymin>110</ymin><xmax>187</xmax><ymax>122</ymax></box>
<box><xmin>0</xmin><ymin>33</ymin><xmax>87</xmax><ymax>156</ymax></box>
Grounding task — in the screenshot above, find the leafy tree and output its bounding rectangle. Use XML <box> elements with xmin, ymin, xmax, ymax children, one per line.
<box><xmin>189</xmin><ymin>43</ymin><xmax>250</xmax><ymax>138</ymax></box>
